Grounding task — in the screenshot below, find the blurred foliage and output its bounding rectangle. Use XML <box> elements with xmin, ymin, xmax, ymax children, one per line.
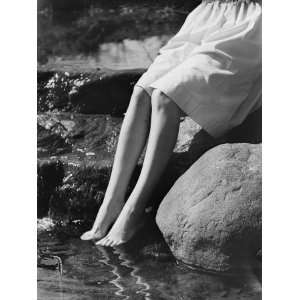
<box><xmin>37</xmin><ymin>0</ymin><xmax>196</xmax><ymax>64</ymax></box>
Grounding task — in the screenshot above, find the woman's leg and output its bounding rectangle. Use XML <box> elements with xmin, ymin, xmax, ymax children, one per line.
<box><xmin>81</xmin><ymin>86</ymin><xmax>151</xmax><ymax>240</ymax></box>
<box><xmin>97</xmin><ymin>89</ymin><xmax>182</xmax><ymax>246</ymax></box>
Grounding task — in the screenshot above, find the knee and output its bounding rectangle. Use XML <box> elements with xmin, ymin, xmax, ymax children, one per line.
<box><xmin>130</xmin><ymin>86</ymin><xmax>150</xmax><ymax>106</ymax></box>
<box><xmin>151</xmin><ymin>89</ymin><xmax>174</xmax><ymax>112</ymax></box>
<box><xmin>151</xmin><ymin>89</ymin><xmax>185</xmax><ymax>119</ymax></box>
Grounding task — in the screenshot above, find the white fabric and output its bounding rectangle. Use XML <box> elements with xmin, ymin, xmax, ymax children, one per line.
<box><xmin>135</xmin><ymin>1</ymin><xmax>262</xmax><ymax>137</ymax></box>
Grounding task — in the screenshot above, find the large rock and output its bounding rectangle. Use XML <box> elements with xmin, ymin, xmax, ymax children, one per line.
<box><xmin>156</xmin><ymin>143</ymin><xmax>262</xmax><ymax>272</ymax></box>
<box><xmin>37</xmin><ymin>69</ymin><xmax>144</xmax><ymax>116</ymax></box>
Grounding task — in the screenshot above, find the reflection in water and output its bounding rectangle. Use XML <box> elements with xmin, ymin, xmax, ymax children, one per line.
<box><xmin>97</xmin><ymin>246</ymin><xmax>129</xmax><ymax>300</ymax></box>
<box><xmin>116</xmin><ymin>248</ymin><xmax>152</xmax><ymax>300</ymax></box>
<box><xmin>37</xmin><ymin>232</ymin><xmax>261</xmax><ymax>300</ymax></box>
<box><xmin>97</xmin><ymin>246</ymin><xmax>152</xmax><ymax>300</ymax></box>
<box><xmin>58</xmin><ymin>275</ymin><xmax>65</xmax><ymax>300</ymax></box>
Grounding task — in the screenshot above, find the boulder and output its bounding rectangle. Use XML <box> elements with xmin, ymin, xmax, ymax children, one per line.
<box><xmin>156</xmin><ymin>143</ymin><xmax>262</xmax><ymax>272</ymax></box>
<box><xmin>37</xmin><ymin>69</ymin><xmax>144</xmax><ymax>115</ymax></box>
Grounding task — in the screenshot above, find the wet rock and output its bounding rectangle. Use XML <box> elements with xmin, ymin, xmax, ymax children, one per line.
<box><xmin>37</xmin><ymin>72</ymin><xmax>81</xmax><ymax>113</ymax></box>
<box><xmin>37</xmin><ymin>158</ymin><xmax>112</xmax><ymax>222</ymax></box>
<box><xmin>37</xmin><ymin>255</ymin><xmax>62</xmax><ymax>272</ymax></box>
<box><xmin>37</xmin><ymin>217</ymin><xmax>55</xmax><ymax>233</ymax></box>
<box><xmin>156</xmin><ymin>143</ymin><xmax>262</xmax><ymax>272</ymax></box>
<box><xmin>37</xmin><ymin>69</ymin><xmax>144</xmax><ymax>115</ymax></box>
<box><xmin>48</xmin><ymin>163</ymin><xmax>110</xmax><ymax>222</ymax></box>
<box><xmin>37</xmin><ymin>123</ymin><xmax>72</xmax><ymax>156</ymax></box>
<box><xmin>37</xmin><ymin>112</ymin><xmax>122</xmax><ymax>164</ymax></box>
<box><xmin>68</xmin><ymin>69</ymin><xmax>144</xmax><ymax>116</ymax></box>
<box><xmin>38</xmin><ymin>160</ymin><xmax>64</xmax><ymax>218</ymax></box>
<box><xmin>37</xmin><ymin>111</ymin><xmax>123</xmax><ymax>221</ymax></box>
<box><xmin>37</xmin><ymin>115</ymin><xmax>212</xmax><ymax>222</ymax></box>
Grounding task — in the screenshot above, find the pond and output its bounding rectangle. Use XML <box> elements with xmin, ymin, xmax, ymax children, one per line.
<box><xmin>38</xmin><ymin>223</ymin><xmax>261</xmax><ymax>300</ymax></box>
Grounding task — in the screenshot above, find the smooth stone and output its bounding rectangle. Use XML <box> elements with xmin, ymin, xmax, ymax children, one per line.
<box><xmin>156</xmin><ymin>143</ymin><xmax>262</xmax><ymax>272</ymax></box>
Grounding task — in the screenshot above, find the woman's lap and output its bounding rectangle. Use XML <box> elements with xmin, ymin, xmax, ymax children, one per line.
<box><xmin>135</xmin><ymin>0</ymin><xmax>262</xmax><ymax>137</ymax></box>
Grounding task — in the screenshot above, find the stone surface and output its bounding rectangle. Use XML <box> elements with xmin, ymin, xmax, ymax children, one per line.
<box><xmin>37</xmin><ymin>69</ymin><xmax>144</xmax><ymax>115</ymax></box>
<box><xmin>37</xmin><ymin>115</ymin><xmax>213</xmax><ymax>222</ymax></box>
<box><xmin>38</xmin><ymin>160</ymin><xmax>64</xmax><ymax>218</ymax></box>
<box><xmin>37</xmin><ymin>112</ymin><xmax>122</xmax><ymax>166</ymax></box>
<box><xmin>37</xmin><ymin>69</ymin><xmax>261</xmax><ymax>224</ymax></box>
<box><xmin>156</xmin><ymin>143</ymin><xmax>262</xmax><ymax>272</ymax></box>
<box><xmin>68</xmin><ymin>69</ymin><xmax>144</xmax><ymax>116</ymax></box>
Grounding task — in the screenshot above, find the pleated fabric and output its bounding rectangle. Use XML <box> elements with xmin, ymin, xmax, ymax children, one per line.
<box><xmin>135</xmin><ymin>0</ymin><xmax>262</xmax><ymax>137</ymax></box>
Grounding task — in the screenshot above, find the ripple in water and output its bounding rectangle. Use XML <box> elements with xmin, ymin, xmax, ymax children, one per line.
<box><xmin>37</xmin><ymin>231</ymin><xmax>261</xmax><ymax>300</ymax></box>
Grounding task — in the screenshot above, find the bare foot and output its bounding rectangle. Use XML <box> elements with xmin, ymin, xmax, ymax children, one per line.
<box><xmin>80</xmin><ymin>199</ymin><xmax>124</xmax><ymax>241</ymax></box>
<box><xmin>95</xmin><ymin>204</ymin><xmax>145</xmax><ymax>247</ymax></box>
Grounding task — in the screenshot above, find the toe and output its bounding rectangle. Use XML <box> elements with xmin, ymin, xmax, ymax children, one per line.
<box><xmin>96</xmin><ymin>237</ymin><xmax>107</xmax><ymax>246</ymax></box>
<box><xmin>80</xmin><ymin>230</ymin><xmax>94</xmax><ymax>240</ymax></box>
<box><xmin>106</xmin><ymin>239</ymin><xmax>114</xmax><ymax>247</ymax></box>
<box><xmin>111</xmin><ymin>240</ymin><xmax>118</xmax><ymax>247</ymax></box>
<box><xmin>104</xmin><ymin>237</ymin><xmax>112</xmax><ymax>247</ymax></box>
<box><xmin>116</xmin><ymin>239</ymin><xmax>125</xmax><ymax>246</ymax></box>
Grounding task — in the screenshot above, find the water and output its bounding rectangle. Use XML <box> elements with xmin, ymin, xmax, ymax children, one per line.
<box><xmin>38</xmin><ymin>0</ymin><xmax>190</xmax><ymax>71</ymax></box>
<box><xmin>38</xmin><ymin>113</ymin><xmax>122</xmax><ymax>168</ymax></box>
<box><xmin>38</xmin><ymin>228</ymin><xmax>261</xmax><ymax>300</ymax></box>
<box><xmin>40</xmin><ymin>35</ymin><xmax>171</xmax><ymax>71</ymax></box>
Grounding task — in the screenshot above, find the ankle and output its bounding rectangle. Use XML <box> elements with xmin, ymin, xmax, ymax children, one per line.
<box><xmin>102</xmin><ymin>195</ymin><xmax>124</xmax><ymax>209</ymax></box>
<box><xmin>123</xmin><ymin>202</ymin><xmax>144</xmax><ymax>217</ymax></box>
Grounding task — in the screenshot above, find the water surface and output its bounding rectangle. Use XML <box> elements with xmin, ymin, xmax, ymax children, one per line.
<box><xmin>38</xmin><ymin>229</ymin><xmax>261</xmax><ymax>300</ymax></box>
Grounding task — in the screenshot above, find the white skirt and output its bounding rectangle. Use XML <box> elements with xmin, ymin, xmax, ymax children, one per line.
<box><xmin>135</xmin><ymin>0</ymin><xmax>262</xmax><ymax>138</ymax></box>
